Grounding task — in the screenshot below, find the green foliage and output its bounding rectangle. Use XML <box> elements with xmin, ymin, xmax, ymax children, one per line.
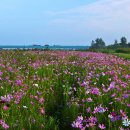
<box><xmin>115</xmin><ymin>48</ymin><xmax>130</xmax><ymax>54</ymax></box>
<box><xmin>114</xmin><ymin>53</ymin><xmax>130</xmax><ymax>60</ymax></box>
<box><xmin>90</xmin><ymin>38</ymin><xmax>106</xmax><ymax>49</ymax></box>
<box><xmin>88</xmin><ymin>48</ymin><xmax>115</xmax><ymax>53</ymax></box>
<box><xmin>107</xmin><ymin>36</ymin><xmax>129</xmax><ymax>49</ymax></box>
<box><xmin>120</xmin><ymin>37</ymin><xmax>127</xmax><ymax>47</ymax></box>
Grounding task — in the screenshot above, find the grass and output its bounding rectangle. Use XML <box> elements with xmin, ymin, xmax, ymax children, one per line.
<box><xmin>113</xmin><ymin>53</ymin><xmax>130</xmax><ymax>60</ymax></box>
<box><xmin>88</xmin><ymin>48</ymin><xmax>130</xmax><ymax>60</ymax></box>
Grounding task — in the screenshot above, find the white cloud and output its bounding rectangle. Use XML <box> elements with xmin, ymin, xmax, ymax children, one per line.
<box><xmin>49</xmin><ymin>0</ymin><xmax>130</xmax><ymax>44</ymax></box>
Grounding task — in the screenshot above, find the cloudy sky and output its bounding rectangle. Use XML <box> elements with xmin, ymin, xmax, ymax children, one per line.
<box><xmin>0</xmin><ymin>0</ymin><xmax>129</xmax><ymax>46</ymax></box>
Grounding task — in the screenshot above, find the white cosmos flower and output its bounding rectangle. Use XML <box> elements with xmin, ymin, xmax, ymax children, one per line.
<box><xmin>33</xmin><ymin>84</ymin><xmax>38</xmax><ymax>87</ymax></box>
<box><xmin>23</xmin><ymin>106</ymin><xmax>28</xmax><ymax>109</ymax></box>
<box><xmin>122</xmin><ymin>119</ymin><xmax>130</xmax><ymax>126</ymax></box>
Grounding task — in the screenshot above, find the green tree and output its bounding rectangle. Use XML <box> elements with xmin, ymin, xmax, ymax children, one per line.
<box><xmin>114</xmin><ymin>39</ymin><xmax>118</xmax><ymax>45</ymax></box>
<box><xmin>95</xmin><ymin>38</ymin><xmax>105</xmax><ymax>48</ymax></box>
<box><xmin>91</xmin><ymin>40</ymin><xmax>95</xmax><ymax>48</ymax></box>
<box><xmin>128</xmin><ymin>42</ymin><xmax>130</xmax><ymax>47</ymax></box>
<box><xmin>91</xmin><ymin>38</ymin><xmax>106</xmax><ymax>49</ymax></box>
<box><xmin>91</xmin><ymin>40</ymin><xmax>95</xmax><ymax>46</ymax></box>
<box><xmin>120</xmin><ymin>37</ymin><xmax>127</xmax><ymax>47</ymax></box>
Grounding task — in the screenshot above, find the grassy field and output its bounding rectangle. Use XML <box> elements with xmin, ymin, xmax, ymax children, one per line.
<box><xmin>113</xmin><ymin>53</ymin><xmax>130</xmax><ymax>60</ymax></box>
<box><xmin>0</xmin><ymin>50</ymin><xmax>130</xmax><ymax>130</ymax></box>
<box><xmin>88</xmin><ymin>48</ymin><xmax>130</xmax><ymax>60</ymax></box>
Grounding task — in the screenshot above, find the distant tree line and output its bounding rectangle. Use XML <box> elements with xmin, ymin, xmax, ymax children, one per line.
<box><xmin>90</xmin><ymin>36</ymin><xmax>130</xmax><ymax>49</ymax></box>
<box><xmin>91</xmin><ymin>38</ymin><xmax>106</xmax><ymax>49</ymax></box>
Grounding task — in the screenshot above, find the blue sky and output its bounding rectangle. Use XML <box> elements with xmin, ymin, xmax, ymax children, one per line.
<box><xmin>0</xmin><ymin>0</ymin><xmax>130</xmax><ymax>46</ymax></box>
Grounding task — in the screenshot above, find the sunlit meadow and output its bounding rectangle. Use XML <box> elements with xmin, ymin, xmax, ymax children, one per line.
<box><xmin>0</xmin><ymin>50</ymin><xmax>130</xmax><ymax>130</ymax></box>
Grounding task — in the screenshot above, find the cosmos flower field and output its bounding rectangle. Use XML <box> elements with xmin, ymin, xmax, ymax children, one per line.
<box><xmin>0</xmin><ymin>50</ymin><xmax>130</xmax><ymax>130</ymax></box>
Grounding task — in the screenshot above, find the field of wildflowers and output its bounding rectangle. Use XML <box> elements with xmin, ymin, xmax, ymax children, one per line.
<box><xmin>0</xmin><ymin>50</ymin><xmax>130</xmax><ymax>130</ymax></box>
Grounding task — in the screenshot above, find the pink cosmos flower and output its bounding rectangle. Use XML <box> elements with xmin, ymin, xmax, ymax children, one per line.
<box><xmin>3</xmin><ymin>106</ymin><xmax>9</xmax><ymax>111</ymax></box>
<box><xmin>86</xmin><ymin>107</ymin><xmax>91</xmax><ymax>113</ymax></box>
<box><xmin>30</xmin><ymin>101</ymin><xmax>34</xmax><ymax>105</ymax></box>
<box><xmin>39</xmin><ymin>98</ymin><xmax>44</xmax><ymax>104</ymax></box>
<box><xmin>93</xmin><ymin>105</ymin><xmax>107</xmax><ymax>114</ymax></box>
<box><xmin>120</xmin><ymin>110</ymin><xmax>127</xmax><ymax>118</ymax></box>
<box><xmin>108</xmin><ymin>112</ymin><xmax>121</xmax><ymax>122</ymax></box>
<box><xmin>127</xmin><ymin>104</ymin><xmax>130</xmax><ymax>107</ymax></box>
<box><xmin>1</xmin><ymin>94</ymin><xmax>13</xmax><ymax>103</ymax></box>
<box><xmin>0</xmin><ymin>119</ymin><xmax>9</xmax><ymax>129</ymax></box>
<box><xmin>93</xmin><ymin>107</ymin><xmax>99</xmax><ymax>114</ymax></box>
<box><xmin>15</xmin><ymin>80</ymin><xmax>22</xmax><ymax>86</ymax></box>
<box><xmin>37</xmin><ymin>91</ymin><xmax>42</xmax><ymax>95</ymax></box>
<box><xmin>72</xmin><ymin>121</ymin><xmax>83</xmax><ymax>129</ymax></box>
<box><xmin>7</xmin><ymin>67</ymin><xmax>12</xmax><ymax>72</ymax></box>
<box><xmin>34</xmin><ymin>96</ymin><xmax>38</xmax><ymax>100</ymax></box>
<box><xmin>40</xmin><ymin>108</ymin><xmax>45</xmax><ymax>115</ymax></box>
<box><xmin>88</xmin><ymin>116</ymin><xmax>97</xmax><ymax>123</ymax></box>
<box><xmin>88</xmin><ymin>122</ymin><xmax>96</xmax><ymax>127</ymax></box>
<box><xmin>109</xmin><ymin>82</ymin><xmax>116</xmax><ymax>89</ymax></box>
<box><xmin>72</xmin><ymin>116</ymin><xmax>83</xmax><ymax>129</ymax></box>
<box><xmin>99</xmin><ymin>124</ymin><xmax>106</xmax><ymax>129</ymax></box>
<box><xmin>0</xmin><ymin>71</ymin><xmax>3</xmax><ymax>76</ymax></box>
<box><xmin>86</xmin><ymin>98</ymin><xmax>93</xmax><ymax>102</ymax></box>
<box><xmin>91</xmin><ymin>88</ymin><xmax>100</xmax><ymax>95</ymax></box>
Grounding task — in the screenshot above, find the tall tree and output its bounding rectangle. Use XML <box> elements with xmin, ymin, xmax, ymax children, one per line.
<box><xmin>90</xmin><ymin>38</ymin><xmax>106</xmax><ymax>49</ymax></box>
<box><xmin>120</xmin><ymin>37</ymin><xmax>127</xmax><ymax>47</ymax></box>
<box><xmin>114</xmin><ymin>39</ymin><xmax>118</xmax><ymax>45</ymax></box>
<box><xmin>128</xmin><ymin>42</ymin><xmax>130</xmax><ymax>47</ymax></box>
<box><xmin>95</xmin><ymin>38</ymin><xmax>105</xmax><ymax>48</ymax></box>
<box><xmin>91</xmin><ymin>40</ymin><xmax>95</xmax><ymax>48</ymax></box>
